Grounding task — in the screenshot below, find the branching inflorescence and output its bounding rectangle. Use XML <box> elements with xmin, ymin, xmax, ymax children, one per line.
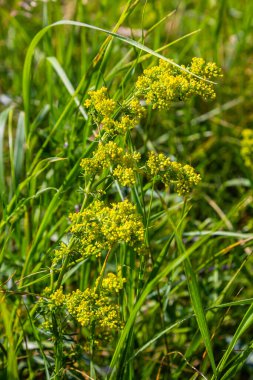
<box><xmin>81</xmin><ymin>141</ymin><xmax>141</xmax><ymax>186</ymax></box>
<box><xmin>45</xmin><ymin>57</ymin><xmax>221</xmax><ymax>360</ymax></box>
<box><xmin>146</xmin><ymin>151</ymin><xmax>201</xmax><ymax>195</ymax></box>
<box><xmin>135</xmin><ymin>57</ymin><xmax>222</xmax><ymax>108</ymax></box>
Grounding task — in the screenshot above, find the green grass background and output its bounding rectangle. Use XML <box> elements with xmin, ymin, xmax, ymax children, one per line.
<box><xmin>0</xmin><ymin>0</ymin><xmax>253</xmax><ymax>379</ymax></box>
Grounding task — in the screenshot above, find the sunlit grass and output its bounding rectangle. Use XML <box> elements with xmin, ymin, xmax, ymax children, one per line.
<box><xmin>0</xmin><ymin>1</ymin><xmax>253</xmax><ymax>379</ymax></box>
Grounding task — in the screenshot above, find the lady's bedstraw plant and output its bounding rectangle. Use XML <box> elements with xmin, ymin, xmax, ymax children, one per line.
<box><xmin>41</xmin><ymin>57</ymin><xmax>221</xmax><ymax>376</ymax></box>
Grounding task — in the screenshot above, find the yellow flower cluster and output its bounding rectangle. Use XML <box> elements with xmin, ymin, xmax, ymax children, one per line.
<box><xmin>80</xmin><ymin>141</ymin><xmax>141</xmax><ymax>186</ymax></box>
<box><xmin>84</xmin><ymin>87</ymin><xmax>145</xmax><ymax>135</ymax></box>
<box><xmin>95</xmin><ymin>272</ymin><xmax>127</xmax><ymax>294</ymax></box>
<box><xmin>69</xmin><ymin>199</ymin><xmax>145</xmax><ymax>256</ymax></box>
<box><xmin>241</xmin><ymin>129</ymin><xmax>253</xmax><ymax>167</ymax></box>
<box><xmin>68</xmin><ymin>289</ymin><xmax>120</xmax><ymax>329</ymax></box>
<box><xmin>84</xmin><ymin>87</ymin><xmax>116</xmax><ymax>117</ymax></box>
<box><xmin>49</xmin><ymin>272</ymin><xmax>125</xmax><ymax>330</ymax></box>
<box><xmin>135</xmin><ymin>58</ymin><xmax>222</xmax><ymax>109</ymax></box>
<box><xmin>146</xmin><ymin>152</ymin><xmax>201</xmax><ymax>195</ymax></box>
<box><xmin>50</xmin><ymin>287</ymin><xmax>65</xmax><ymax>306</ymax></box>
<box><xmin>52</xmin><ymin>242</ymin><xmax>70</xmax><ymax>265</ymax></box>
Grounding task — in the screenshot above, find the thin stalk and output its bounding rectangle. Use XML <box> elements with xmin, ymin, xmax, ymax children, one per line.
<box><xmin>55</xmin><ymin>179</ymin><xmax>93</xmax><ymax>290</ymax></box>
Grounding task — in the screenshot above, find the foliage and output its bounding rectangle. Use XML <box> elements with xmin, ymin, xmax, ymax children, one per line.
<box><xmin>0</xmin><ymin>1</ymin><xmax>253</xmax><ymax>379</ymax></box>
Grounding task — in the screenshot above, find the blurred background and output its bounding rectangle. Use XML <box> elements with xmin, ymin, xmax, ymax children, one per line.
<box><xmin>1</xmin><ymin>2</ymin><xmax>253</xmax><ymax>377</ymax></box>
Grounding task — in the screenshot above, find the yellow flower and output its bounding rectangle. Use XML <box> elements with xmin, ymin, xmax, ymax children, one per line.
<box><xmin>80</xmin><ymin>141</ymin><xmax>141</xmax><ymax>186</ymax></box>
<box><xmin>84</xmin><ymin>87</ymin><xmax>116</xmax><ymax>117</ymax></box>
<box><xmin>113</xmin><ymin>166</ymin><xmax>136</xmax><ymax>186</ymax></box>
<box><xmin>146</xmin><ymin>151</ymin><xmax>201</xmax><ymax>195</ymax></box>
<box><xmin>50</xmin><ymin>288</ymin><xmax>65</xmax><ymax>306</ymax></box>
<box><xmin>135</xmin><ymin>58</ymin><xmax>222</xmax><ymax>109</ymax></box>
<box><xmin>68</xmin><ymin>199</ymin><xmax>145</xmax><ymax>257</ymax></box>
<box><xmin>65</xmin><ymin>272</ymin><xmax>125</xmax><ymax>330</ymax></box>
<box><xmin>96</xmin><ymin>272</ymin><xmax>126</xmax><ymax>294</ymax></box>
<box><xmin>52</xmin><ymin>242</ymin><xmax>70</xmax><ymax>265</ymax></box>
<box><xmin>84</xmin><ymin>88</ymin><xmax>145</xmax><ymax>135</ymax></box>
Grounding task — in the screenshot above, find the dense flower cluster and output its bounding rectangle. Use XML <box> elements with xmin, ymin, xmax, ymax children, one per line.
<box><xmin>53</xmin><ymin>242</ymin><xmax>71</xmax><ymax>265</ymax></box>
<box><xmin>49</xmin><ymin>272</ymin><xmax>125</xmax><ymax>330</ymax></box>
<box><xmin>84</xmin><ymin>87</ymin><xmax>145</xmax><ymax>135</ymax></box>
<box><xmin>49</xmin><ymin>287</ymin><xmax>65</xmax><ymax>306</ymax></box>
<box><xmin>95</xmin><ymin>271</ymin><xmax>126</xmax><ymax>294</ymax></box>
<box><xmin>241</xmin><ymin>129</ymin><xmax>253</xmax><ymax>167</ymax></box>
<box><xmin>69</xmin><ymin>199</ymin><xmax>145</xmax><ymax>256</ymax></box>
<box><xmin>80</xmin><ymin>141</ymin><xmax>141</xmax><ymax>186</ymax></box>
<box><xmin>135</xmin><ymin>57</ymin><xmax>222</xmax><ymax>109</ymax></box>
<box><xmin>52</xmin><ymin>200</ymin><xmax>145</xmax><ymax>264</ymax></box>
<box><xmin>66</xmin><ymin>289</ymin><xmax>121</xmax><ymax>329</ymax></box>
<box><xmin>84</xmin><ymin>87</ymin><xmax>116</xmax><ymax>117</ymax></box>
<box><xmin>146</xmin><ymin>151</ymin><xmax>201</xmax><ymax>195</ymax></box>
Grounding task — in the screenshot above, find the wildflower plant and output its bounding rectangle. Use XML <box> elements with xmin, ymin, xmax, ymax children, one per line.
<box><xmin>84</xmin><ymin>87</ymin><xmax>146</xmax><ymax>135</ymax></box>
<box><xmin>3</xmin><ymin>3</ymin><xmax>253</xmax><ymax>380</ymax></box>
<box><xmin>0</xmin><ymin>6</ymin><xmax>231</xmax><ymax>376</ymax></box>
<box><xmin>68</xmin><ymin>199</ymin><xmax>145</xmax><ymax>256</ymax></box>
<box><xmin>37</xmin><ymin>53</ymin><xmax>223</xmax><ymax>378</ymax></box>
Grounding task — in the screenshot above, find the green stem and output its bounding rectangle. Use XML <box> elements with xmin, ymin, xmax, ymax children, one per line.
<box><xmin>55</xmin><ymin>179</ymin><xmax>93</xmax><ymax>290</ymax></box>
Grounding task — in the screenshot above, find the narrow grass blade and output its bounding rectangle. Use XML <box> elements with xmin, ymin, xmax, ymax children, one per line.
<box><xmin>19</xmin><ymin>143</ymin><xmax>95</xmax><ymax>282</ymax></box>
<box><xmin>23</xmin><ymin>302</ymin><xmax>51</xmax><ymax>379</ymax></box>
<box><xmin>0</xmin><ymin>107</ymin><xmax>12</xmax><ymax>200</ymax></box>
<box><xmin>46</xmin><ymin>56</ymin><xmax>87</xmax><ymax>120</ymax></box>
<box><xmin>0</xmin><ymin>298</ymin><xmax>19</xmax><ymax>379</ymax></box>
<box><xmin>220</xmin><ymin>341</ymin><xmax>253</xmax><ymax>380</ymax></box>
<box><xmin>109</xmin><ymin>236</ymin><xmax>212</xmax><ymax>375</ymax></box>
<box><xmin>213</xmin><ymin>302</ymin><xmax>253</xmax><ymax>379</ymax></box>
<box><xmin>129</xmin><ymin>314</ymin><xmax>194</xmax><ymax>360</ymax></box>
<box><xmin>209</xmin><ymin>298</ymin><xmax>253</xmax><ymax>309</ymax></box>
<box><xmin>110</xmin><ymin>29</ymin><xmax>201</xmax><ymax>75</ymax></box>
<box><xmin>14</xmin><ymin>111</ymin><xmax>25</xmax><ymax>184</ymax></box>
<box><xmin>175</xmin><ymin>231</ymin><xmax>217</xmax><ymax>375</ymax></box>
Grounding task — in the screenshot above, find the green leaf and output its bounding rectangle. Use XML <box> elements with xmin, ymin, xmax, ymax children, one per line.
<box><xmin>14</xmin><ymin>111</ymin><xmax>25</xmax><ymax>183</ymax></box>
<box><xmin>0</xmin><ymin>107</ymin><xmax>12</xmax><ymax>199</ymax></box>
<box><xmin>175</xmin><ymin>233</ymin><xmax>217</xmax><ymax>375</ymax></box>
<box><xmin>46</xmin><ymin>56</ymin><xmax>87</xmax><ymax>120</ymax></box>
<box><xmin>213</xmin><ymin>302</ymin><xmax>253</xmax><ymax>379</ymax></box>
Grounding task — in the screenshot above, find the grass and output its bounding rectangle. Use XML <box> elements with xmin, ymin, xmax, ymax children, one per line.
<box><xmin>0</xmin><ymin>0</ymin><xmax>253</xmax><ymax>379</ymax></box>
